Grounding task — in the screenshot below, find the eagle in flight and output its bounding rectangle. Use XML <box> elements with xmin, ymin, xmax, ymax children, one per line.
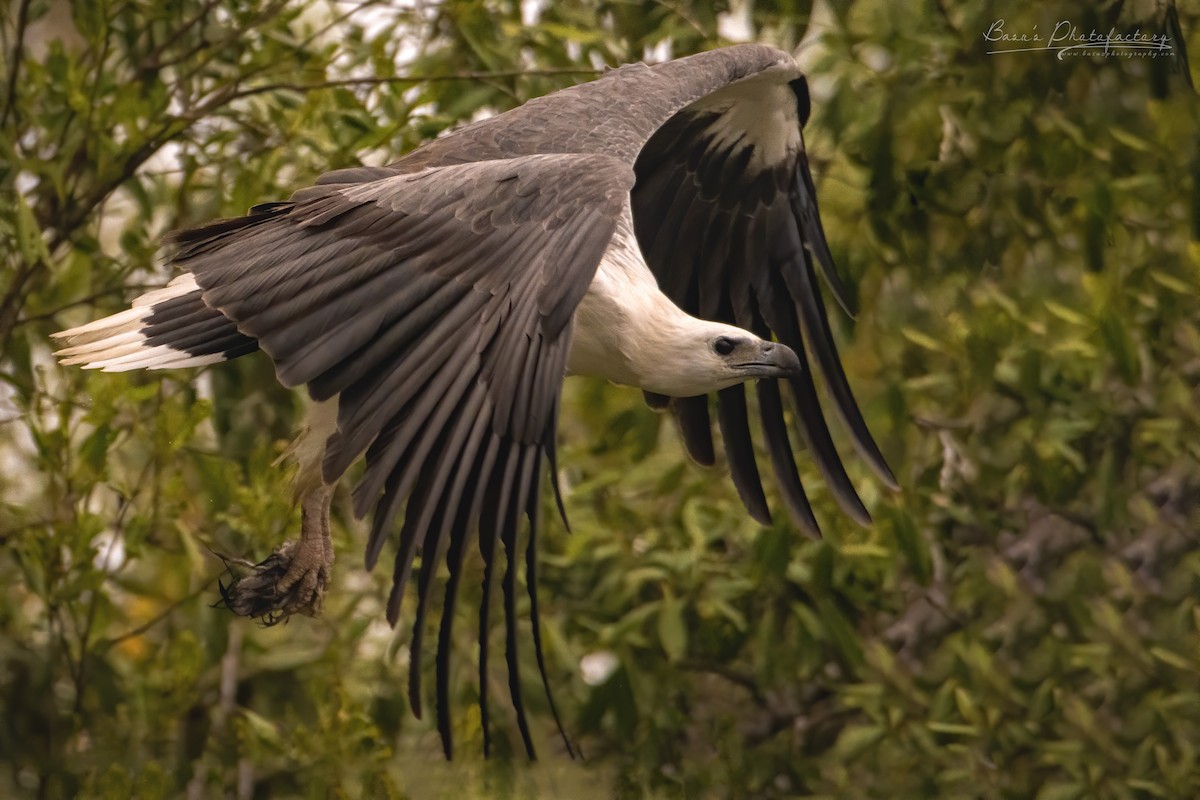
<box><xmin>54</xmin><ymin>45</ymin><xmax>897</xmax><ymax>758</ymax></box>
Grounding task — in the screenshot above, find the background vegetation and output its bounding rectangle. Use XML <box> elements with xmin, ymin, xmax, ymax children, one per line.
<box><xmin>1</xmin><ymin>0</ymin><xmax>1197</xmax><ymax>797</ymax></box>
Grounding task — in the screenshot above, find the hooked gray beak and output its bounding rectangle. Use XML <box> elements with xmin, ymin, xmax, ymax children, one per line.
<box><xmin>737</xmin><ymin>341</ymin><xmax>801</xmax><ymax>379</ymax></box>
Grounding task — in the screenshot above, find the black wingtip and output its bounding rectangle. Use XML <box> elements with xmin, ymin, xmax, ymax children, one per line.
<box><xmin>385</xmin><ymin>559</ymin><xmax>406</xmax><ymax>628</ymax></box>
<box><xmin>755</xmin><ymin>378</ymin><xmax>823</xmax><ymax>538</ymax></box>
<box><xmin>478</xmin><ymin>539</ymin><xmax>496</xmax><ymax>760</ymax></box>
<box><xmin>845</xmin><ymin>499</ymin><xmax>873</xmax><ymax>528</ymax></box>
<box><xmin>787</xmin><ymin>254</ymin><xmax>897</xmax><ymax>495</ymax></box>
<box><xmin>843</xmin><ymin>406</ymin><xmax>900</xmax><ymax>494</ymax></box>
<box><xmin>436</xmin><ymin>517</ymin><xmax>471</xmax><ymax>764</ymax></box>
<box><xmin>749</xmin><ymin>503</ymin><xmax>774</xmax><ymax>527</ymax></box>
<box><xmin>784</xmin><ymin>370</ymin><xmax>872</xmax><ymax>527</ymax></box>
<box><xmin>874</xmin><ymin>456</ymin><xmax>901</xmax><ymax>494</ymax></box>
<box><xmin>792</xmin><ymin>157</ymin><xmax>857</xmax><ymax>318</ymax></box>
<box><xmin>408</xmin><ymin>562</ymin><xmax>432</xmax><ymax>725</ymax></box>
<box><xmin>788</xmin><ymin>76</ymin><xmax>811</xmax><ymax>128</ymax></box>
<box><xmin>504</xmin><ymin>566</ymin><xmax>538</xmax><ymax>760</ymax></box>
<box><xmin>716</xmin><ymin>385</ymin><xmax>773</xmax><ymax>526</ymax></box>
<box><xmin>544</xmin><ymin>411</ymin><xmax>572</xmax><ymax>533</ymax></box>
<box><xmin>503</xmin><ymin>448</ymin><xmax>538</xmax><ymax>760</ymax></box>
<box><xmin>756</xmin><ymin>269</ymin><xmax>872</xmax><ymax>527</ymax></box>
<box><xmin>524</xmin><ymin>470</ymin><xmax>577</xmax><ymax>759</ymax></box>
<box><xmin>364</xmin><ymin>519</ymin><xmax>387</xmax><ymax>571</ymax></box>
<box><xmin>643</xmin><ymin>390</ymin><xmax>672</xmax><ymax>411</ymax></box>
<box><xmin>673</xmin><ymin>394</ymin><xmax>716</xmax><ymax>467</ymax></box>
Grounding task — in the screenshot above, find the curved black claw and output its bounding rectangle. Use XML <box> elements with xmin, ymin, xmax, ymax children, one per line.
<box><xmin>214</xmin><ymin>485</ymin><xmax>336</xmax><ymax>625</ymax></box>
<box><xmin>215</xmin><ymin>538</ymin><xmax>333</xmax><ymax>624</ymax></box>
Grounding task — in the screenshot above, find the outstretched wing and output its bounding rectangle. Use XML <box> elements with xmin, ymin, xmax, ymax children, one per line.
<box><xmin>168</xmin><ymin>154</ymin><xmax>634</xmax><ymax>758</ymax></box>
<box><xmin>632</xmin><ymin>71</ymin><xmax>898</xmax><ymax>534</ymax></box>
<box><xmin>386</xmin><ymin>45</ymin><xmax>798</xmax><ymax>171</ymax></box>
<box><xmin>383</xmin><ymin>44</ymin><xmax>896</xmax><ymax>533</ymax></box>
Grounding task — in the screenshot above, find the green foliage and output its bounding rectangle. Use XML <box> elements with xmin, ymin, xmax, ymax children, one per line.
<box><xmin>1</xmin><ymin>0</ymin><xmax>1197</xmax><ymax>798</ymax></box>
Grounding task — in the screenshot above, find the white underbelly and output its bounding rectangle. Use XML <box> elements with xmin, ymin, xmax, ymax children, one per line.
<box><xmin>563</xmin><ymin>207</ymin><xmax>729</xmax><ymax>397</ymax></box>
<box><xmin>565</xmin><ymin>256</ymin><xmax>642</xmax><ymax>386</ymax></box>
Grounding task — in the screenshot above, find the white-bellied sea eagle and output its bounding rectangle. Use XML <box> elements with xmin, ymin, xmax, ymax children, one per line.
<box><xmin>53</xmin><ymin>44</ymin><xmax>898</xmax><ymax>758</ymax></box>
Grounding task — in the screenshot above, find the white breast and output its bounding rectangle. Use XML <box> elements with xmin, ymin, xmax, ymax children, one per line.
<box><xmin>567</xmin><ymin>210</ymin><xmax>656</xmax><ymax>385</ymax></box>
<box><xmin>566</xmin><ymin>206</ymin><xmax>756</xmax><ymax>397</ymax></box>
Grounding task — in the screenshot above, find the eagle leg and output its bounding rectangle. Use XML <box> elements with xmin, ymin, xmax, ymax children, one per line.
<box><xmin>276</xmin><ymin>483</ymin><xmax>336</xmax><ymax>608</ymax></box>
<box><xmin>218</xmin><ymin>483</ymin><xmax>336</xmax><ymax>624</ymax></box>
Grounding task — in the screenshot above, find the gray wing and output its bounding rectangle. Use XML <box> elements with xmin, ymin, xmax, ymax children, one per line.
<box><xmin>632</xmin><ymin>73</ymin><xmax>898</xmax><ymax>534</ymax></box>
<box><xmin>391</xmin><ymin>43</ymin><xmax>896</xmax><ymax>533</ymax></box>
<box><xmin>387</xmin><ymin>45</ymin><xmax>798</xmax><ymax>170</ymax></box>
<box><xmin>168</xmin><ymin>154</ymin><xmax>633</xmax><ymax>759</ymax></box>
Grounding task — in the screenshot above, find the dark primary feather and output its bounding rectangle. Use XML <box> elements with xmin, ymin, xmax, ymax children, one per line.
<box><xmin>632</xmin><ymin>75</ymin><xmax>898</xmax><ymax>536</ymax></box>
<box><xmin>170</xmin><ymin>154</ymin><xmax>632</xmax><ymax>759</ymax></box>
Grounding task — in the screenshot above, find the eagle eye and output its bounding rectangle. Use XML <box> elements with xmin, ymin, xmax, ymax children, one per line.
<box><xmin>712</xmin><ymin>336</ymin><xmax>736</xmax><ymax>356</ymax></box>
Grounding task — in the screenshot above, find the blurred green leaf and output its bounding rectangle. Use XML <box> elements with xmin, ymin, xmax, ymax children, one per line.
<box><xmin>657</xmin><ymin>590</ymin><xmax>688</xmax><ymax>663</ymax></box>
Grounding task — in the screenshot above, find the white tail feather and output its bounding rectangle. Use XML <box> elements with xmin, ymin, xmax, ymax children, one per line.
<box><xmin>52</xmin><ymin>273</ymin><xmax>224</xmax><ymax>372</ymax></box>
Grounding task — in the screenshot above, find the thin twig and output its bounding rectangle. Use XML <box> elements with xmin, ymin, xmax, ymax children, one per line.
<box><xmin>186</xmin><ymin>622</ymin><xmax>246</xmax><ymax>800</ymax></box>
<box><xmin>0</xmin><ymin>0</ymin><xmax>32</xmax><ymax>129</ymax></box>
<box><xmin>652</xmin><ymin>0</ymin><xmax>710</xmax><ymax>39</ymax></box>
<box><xmin>679</xmin><ymin>658</ymin><xmax>768</xmax><ymax>706</ymax></box>
<box><xmin>169</xmin><ymin>0</ymin><xmax>292</xmax><ymax>92</ymax></box>
<box><xmin>294</xmin><ymin>0</ymin><xmax>390</xmax><ymax>53</ymax></box>
<box><xmin>0</xmin><ymin>41</ymin><xmax>596</xmax><ymax>353</ymax></box>
<box><xmin>103</xmin><ymin>573</ymin><xmax>223</xmax><ymax>648</ymax></box>
<box><xmin>0</xmin><ymin>258</ymin><xmax>44</xmax><ymax>351</ymax></box>
<box><xmin>16</xmin><ymin>285</ymin><xmax>157</xmax><ymax>326</ymax></box>
<box><xmin>140</xmin><ymin>0</ymin><xmax>224</xmax><ymax>71</ymax></box>
<box><xmin>72</xmin><ymin>488</ymin><xmax>139</xmax><ymax>715</ymax></box>
<box><xmin>223</xmin><ymin>67</ymin><xmax>601</xmax><ymax>103</ymax></box>
<box><xmin>63</xmin><ymin>6</ymin><xmax>116</xmax><ymax>209</ymax></box>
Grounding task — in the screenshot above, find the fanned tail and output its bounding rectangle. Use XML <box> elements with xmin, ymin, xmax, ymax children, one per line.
<box><xmin>53</xmin><ymin>273</ymin><xmax>258</xmax><ymax>371</ymax></box>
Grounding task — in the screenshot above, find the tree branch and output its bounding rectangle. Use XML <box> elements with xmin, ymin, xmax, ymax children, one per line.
<box><xmin>102</xmin><ymin>573</ymin><xmax>223</xmax><ymax>649</ymax></box>
<box><xmin>139</xmin><ymin>0</ymin><xmax>225</xmax><ymax>72</ymax></box>
<box><xmin>0</xmin><ymin>0</ymin><xmax>32</xmax><ymax>129</ymax></box>
<box><xmin>15</xmin><ymin>285</ymin><xmax>156</xmax><ymax>326</ymax></box>
<box><xmin>679</xmin><ymin>658</ymin><xmax>768</xmax><ymax>706</ymax></box>
<box><xmin>223</xmin><ymin>67</ymin><xmax>602</xmax><ymax>103</ymax></box>
<box><xmin>0</xmin><ymin>56</ymin><xmax>600</xmax><ymax>354</ymax></box>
